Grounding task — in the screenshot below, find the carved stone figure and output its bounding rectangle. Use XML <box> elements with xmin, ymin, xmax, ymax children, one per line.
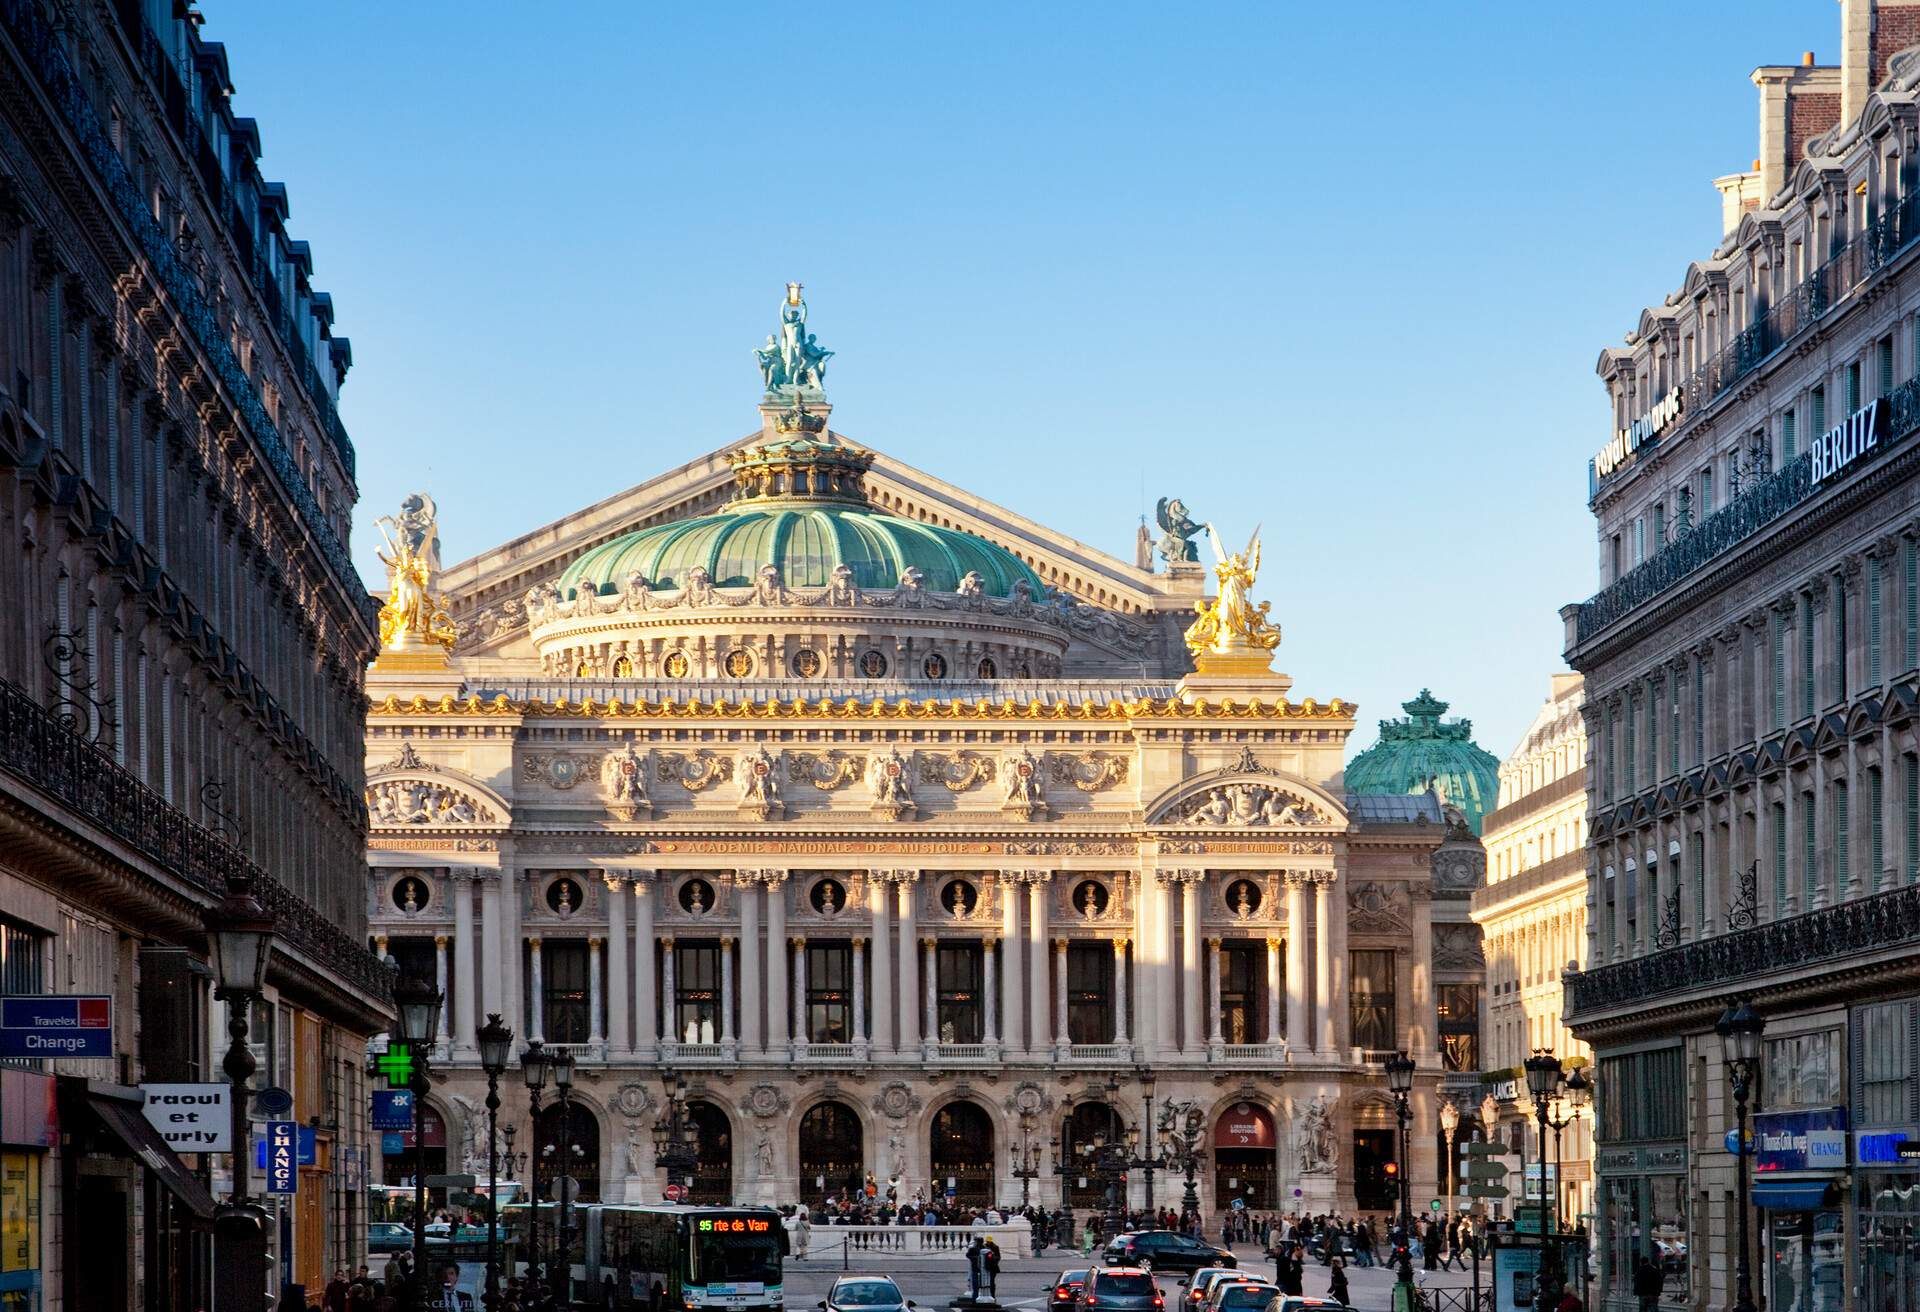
<box><xmin>605</xmin><ymin>742</ymin><xmax>650</xmax><ymax>805</ymax></box>
<box><xmin>753</xmin><ymin>564</ymin><xmax>792</xmax><ymax>606</ymax></box>
<box><xmin>740</xmin><ymin>746</ymin><xmax>781</xmax><ymax>804</ymax></box>
<box><xmin>622</xmin><ymin>570</ymin><xmax>653</xmax><ymax>611</ymax></box>
<box><xmin>886</xmin><ymin>1129</ymin><xmax>907</xmax><ymax>1178</ymax></box>
<box><xmin>869</xmin><ymin>745</ymin><xmax>912</xmax><ymax>806</ymax></box>
<box><xmin>374</xmin><ymin>493</ymin><xmax>455</xmax><ymax>650</ymax></box>
<box><xmin>824</xmin><ymin>563</ymin><xmax>862</xmax><ymax>606</ymax></box>
<box><xmin>1002</xmin><ymin>748</ymin><xmax>1044</xmax><ymax>805</ymax></box>
<box><xmin>1296</xmin><ymin>1095</ymin><xmax>1337</xmax><ymax>1176</ymax></box>
<box><xmin>682</xmin><ymin>566</ymin><xmax>717</xmax><ymax>609</ymax></box>
<box><xmin>756</xmin><ymin>1127</ymin><xmax>776</xmax><ymax>1176</ymax></box>
<box><xmin>366</xmin><ymin>780</ymin><xmax>493</xmax><ymax>826</ymax></box>
<box><xmin>956</xmin><ymin>570</ymin><xmax>985</xmax><ymax>601</ymax></box>
<box><xmin>895</xmin><ymin>567</ymin><xmax>927</xmax><ymax>608</ymax></box>
<box><xmin>624</xmin><ymin>1126</ymin><xmax>644</xmax><ymax>1176</ymax></box>
<box><xmin>1154</xmin><ymin>496</ymin><xmax>1203</xmax><ymax>565</ymax></box>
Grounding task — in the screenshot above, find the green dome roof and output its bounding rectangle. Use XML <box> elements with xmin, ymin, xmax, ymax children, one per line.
<box><xmin>1344</xmin><ymin>689</ymin><xmax>1500</xmax><ymax>835</ymax></box>
<box><xmin>557</xmin><ymin>502</ymin><xmax>1045</xmax><ymax>600</ymax></box>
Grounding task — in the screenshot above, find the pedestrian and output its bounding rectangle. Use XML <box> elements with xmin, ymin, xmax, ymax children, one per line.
<box><xmin>1555</xmin><ymin>1286</ymin><xmax>1584</xmax><ymax>1312</ymax></box>
<box><xmin>984</xmin><ymin>1237</ymin><xmax>1001</xmax><ymax>1298</ymax></box>
<box><xmin>1328</xmin><ymin>1259</ymin><xmax>1350</xmax><ymax>1309</ymax></box>
<box><xmin>1282</xmin><ymin>1246</ymin><xmax>1305</xmax><ymax>1297</ymax></box>
<box><xmin>1633</xmin><ymin>1254</ymin><xmax>1665</xmax><ymax>1312</ymax></box>
<box><xmin>1268</xmin><ymin>1222</ymin><xmax>1288</xmax><ymax>1284</ymax></box>
<box><xmin>1082</xmin><ymin>1216</ymin><xmax>1099</xmax><ymax>1256</ymax></box>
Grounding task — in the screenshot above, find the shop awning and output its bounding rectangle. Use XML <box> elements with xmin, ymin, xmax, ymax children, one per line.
<box><xmin>1752</xmin><ymin>1179</ymin><xmax>1835</xmax><ymax>1212</ymax></box>
<box><xmin>83</xmin><ymin>1091</ymin><xmax>217</xmax><ymax>1220</ymax></box>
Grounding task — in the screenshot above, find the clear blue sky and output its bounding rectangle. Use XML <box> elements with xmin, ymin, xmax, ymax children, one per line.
<box><xmin>208</xmin><ymin>1</ymin><xmax>1821</xmax><ymax>757</ymax></box>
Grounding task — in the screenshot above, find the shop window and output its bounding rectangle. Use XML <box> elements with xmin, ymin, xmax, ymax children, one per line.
<box><xmin>1601</xmin><ymin>1175</ymin><xmax>1689</xmax><ymax>1301</ymax></box>
<box><xmin>1853</xmin><ymin>1000</ymin><xmax>1916</xmax><ymax>1124</ymax></box>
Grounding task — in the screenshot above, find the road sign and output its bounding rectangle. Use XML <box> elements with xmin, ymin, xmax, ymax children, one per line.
<box><xmin>141</xmin><ymin>1083</ymin><xmax>231</xmax><ymax>1152</ymax></box>
<box><xmin>372</xmin><ymin>1090</ymin><xmax>414</xmax><ymax>1130</ymax></box>
<box><xmin>0</xmin><ymin>995</ymin><xmax>112</xmax><ymax>1058</ymax></box>
<box><xmin>1430</xmin><ymin>1199</ymin><xmax>1443</xmax><ymax>1213</ymax></box>
<box><xmin>664</xmin><ymin>1183</ymin><xmax>686</xmax><ymax>1202</ymax></box>
<box><xmin>266</xmin><ymin>1121</ymin><xmax>298</xmax><ymax>1194</ymax></box>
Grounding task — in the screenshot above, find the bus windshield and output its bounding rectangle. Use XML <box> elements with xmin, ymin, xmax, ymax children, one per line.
<box><xmin>690</xmin><ymin>1232</ymin><xmax>782</xmax><ymax>1285</ymax></box>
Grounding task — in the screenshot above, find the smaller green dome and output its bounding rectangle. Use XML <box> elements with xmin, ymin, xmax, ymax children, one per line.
<box><xmin>1344</xmin><ymin>689</ymin><xmax>1500</xmax><ymax>834</ymax></box>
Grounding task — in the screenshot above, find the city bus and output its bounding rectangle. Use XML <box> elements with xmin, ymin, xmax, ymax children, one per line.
<box><xmin>503</xmin><ymin>1202</ymin><xmax>787</xmax><ymax>1309</ymax></box>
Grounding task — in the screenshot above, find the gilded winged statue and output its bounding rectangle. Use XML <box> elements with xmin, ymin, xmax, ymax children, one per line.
<box><xmin>1183</xmin><ymin>525</ymin><xmax>1282</xmax><ymax>669</ymax></box>
<box><xmin>375</xmin><ymin>493</ymin><xmax>456</xmax><ymax>651</ymax></box>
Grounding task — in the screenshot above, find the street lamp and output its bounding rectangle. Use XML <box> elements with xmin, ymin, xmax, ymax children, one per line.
<box><xmin>652</xmin><ymin>1071</ymin><xmax>700</xmax><ymax>1193</ymax></box>
<box><xmin>547</xmin><ymin>1046</ymin><xmax>578</xmax><ymax>1307</ymax></box>
<box><xmin>203</xmin><ymin>871</ymin><xmax>275</xmax><ymax>1312</ymax></box>
<box><xmin>521</xmin><ymin>1040</ymin><xmax>549</xmax><ymax>1297</ymax></box>
<box><xmin>1137</xmin><ymin>1068</ymin><xmax>1159</xmax><ymax>1213</ymax></box>
<box><xmin>1550</xmin><ymin>1068</ymin><xmax>1589</xmax><ymax>1229</ymax></box>
<box><xmin>501</xmin><ymin>1124</ymin><xmax>524</xmax><ymax>1181</ymax></box>
<box><xmin>1438</xmin><ymin>1100</ymin><xmax>1460</xmax><ymax>1219</ymax></box>
<box><xmin>1013</xmin><ymin>1112</ymin><xmax>1041</xmax><ymax>1210</ymax></box>
<box><xmin>1385</xmin><ymin>1050</ymin><xmax>1416</xmax><ymax>1253</ymax></box>
<box><xmin>1717</xmin><ymin>1000</ymin><xmax>1767</xmax><ymax>1312</ymax></box>
<box><xmin>477</xmin><ymin>1013</ymin><xmax>514</xmax><ymax>1310</ymax></box>
<box><xmin>1155</xmin><ymin>1101</ymin><xmax>1206</xmax><ymax>1221</ymax></box>
<box><xmin>1525</xmin><ymin>1050</ymin><xmax>1566</xmax><ymax>1312</ymax></box>
<box><xmin>392</xmin><ymin>970</ymin><xmax>442</xmax><ymax>1305</ymax></box>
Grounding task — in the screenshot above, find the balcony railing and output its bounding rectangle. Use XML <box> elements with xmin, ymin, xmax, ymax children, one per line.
<box><xmin>1564</xmin><ymin>882</ymin><xmax>1920</xmax><ymax>1018</ymax></box>
<box><xmin>3</xmin><ymin>0</ymin><xmax>367</xmax><ymax>606</ymax></box>
<box><xmin>0</xmin><ymin>676</ymin><xmax>391</xmax><ymax>1003</ymax></box>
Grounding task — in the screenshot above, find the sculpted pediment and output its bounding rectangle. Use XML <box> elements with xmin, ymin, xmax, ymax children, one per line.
<box><xmin>365</xmin><ymin>753</ymin><xmax>510</xmax><ymax>829</ymax></box>
<box><xmin>1145</xmin><ymin>751</ymin><xmax>1343</xmax><ymax>830</ymax></box>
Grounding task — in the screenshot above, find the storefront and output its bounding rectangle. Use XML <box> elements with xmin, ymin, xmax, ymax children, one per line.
<box><xmin>0</xmin><ymin>1070</ymin><xmax>52</xmax><ymax>1312</ymax></box>
<box><xmin>1212</xmin><ymin>1104</ymin><xmax>1277</xmax><ymax>1209</ymax></box>
<box><xmin>1752</xmin><ymin>1106</ymin><xmax>1847</xmax><ymax>1312</ymax></box>
<box><xmin>1594</xmin><ymin>1144</ymin><xmax>1687</xmax><ymax>1311</ymax></box>
<box><xmin>1854</xmin><ymin>995</ymin><xmax>1920</xmax><ymax>1312</ymax></box>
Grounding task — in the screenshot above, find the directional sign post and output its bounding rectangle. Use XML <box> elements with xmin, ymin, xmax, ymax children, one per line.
<box><xmin>0</xmin><ymin>995</ymin><xmax>113</xmax><ymax>1058</ymax></box>
<box><xmin>1462</xmin><ymin>1141</ymin><xmax>1511</xmax><ymax>1202</ymax></box>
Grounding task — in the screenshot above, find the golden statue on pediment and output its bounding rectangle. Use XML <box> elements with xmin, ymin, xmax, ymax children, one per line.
<box><xmin>1183</xmin><ymin>525</ymin><xmax>1281</xmax><ymax>673</ymax></box>
<box><xmin>375</xmin><ymin>493</ymin><xmax>456</xmax><ymax>652</ymax></box>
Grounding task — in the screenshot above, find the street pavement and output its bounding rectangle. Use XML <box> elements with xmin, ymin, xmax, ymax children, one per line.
<box><xmin>784</xmin><ymin>1242</ymin><xmax>1488</xmax><ymax>1312</ymax></box>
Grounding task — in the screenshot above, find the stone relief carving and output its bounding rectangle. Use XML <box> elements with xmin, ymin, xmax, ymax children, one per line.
<box><xmin>375</xmin><ymin>741</ymin><xmax>428</xmax><ymax>773</ymax></box>
<box><xmin>614</xmin><ymin>1082</ymin><xmax>652</xmax><ymax>1119</ymax></box>
<box><xmin>1001</xmin><ymin>747</ymin><xmax>1046</xmax><ymax>813</ymax></box>
<box><xmin>786</xmin><ymin>751</ymin><xmax>865</xmax><ymax>791</ymax></box>
<box><xmin>604</xmin><ymin>742</ymin><xmax>652</xmax><ymax>816</ymax></box>
<box><xmin>871</xmin><ymin>1082</ymin><xmax>923</xmax><ymax>1120</ymax></box>
<box><xmin>366</xmin><ymin>779</ymin><xmax>494</xmax><ymax>826</ymax></box>
<box><xmin>918</xmin><ymin>752</ymin><xmax>994</xmax><ymax>792</ymax></box>
<box><xmin>1047</xmin><ymin>752</ymin><xmax>1129</xmax><ymax>793</ymax></box>
<box><xmin>1005</xmin><ymin>840</ymin><xmax>1135</xmax><ymax>856</ymax></box>
<box><xmin>655</xmin><ymin>751</ymin><xmax>734</xmax><ymax>792</ymax></box>
<box><xmin>1295</xmin><ymin>1094</ymin><xmax>1338</xmax><ymax>1176</ymax></box>
<box><xmin>739</xmin><ymin>746</ymin><xmax>782</xmax><ymax>804</ymax></box>
<box><xmin>746</xmin><ymin>1084</ymin><xmax>791</xmax><ymax>1119</ymax></box>
<box><xmin>1433</xmin><ymin>922</ymin><xmax>1485</xmax><ymax>970</ymax></box>
<box><xmin>868</xmin><ymin>745</ymin><xmax>913</xmax><ymax>812</ymax></box>
<box><xmin>1177</xmin><ymin>782</ymin><xmax>1326</xmax><ymax>827</ymax></box>
<box><xmin>1347</xmin><ymin>881</ymin><xmax>1410</xmax><ymax>934</ymax></box>
<box><xmin>1003</xmin><ymin>1082</ymin><xmax>1055</xmax><ymax>1117</ymax></box>
<box><xmin>522</xmin><ymin>751</ymin><xmax>599</xmax><ymax>791</ymax></box>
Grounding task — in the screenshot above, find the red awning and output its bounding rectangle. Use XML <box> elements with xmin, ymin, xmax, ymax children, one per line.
<box><xmin>1214</xmin><ymin>1103</ymin><xmax>1276</xmax><ymax>1149</ymax></box>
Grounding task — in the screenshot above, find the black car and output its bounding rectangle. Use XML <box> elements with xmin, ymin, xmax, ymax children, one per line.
<box><xmin>1103</xmin><ymin>1231</ymin><xmax>1236</xmax><ymax>1273</ymax></box>
<box><xmin>1076</xmin><ymin>1268</ymin><xmax>1165</xmax><ymax>1312</ymax></box>
<box><xmin>821</xmin><ymin>1277</ymin><xmax>916</xmax><ymax>1312</ymax></box>
<box><xmin>1048</xmin><ymin>1270</ymin><xmax>1092</xmax><ymax>1309</ymax></box>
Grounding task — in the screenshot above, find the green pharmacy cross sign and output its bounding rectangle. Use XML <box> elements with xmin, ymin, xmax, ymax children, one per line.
<box><xmin>375</xmin><ymin>1044</ymin><xmax>418</xmax><ymax>1089</ymax></box>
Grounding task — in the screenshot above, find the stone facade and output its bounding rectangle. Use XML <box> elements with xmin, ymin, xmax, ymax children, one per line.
<box><xmin>0</xmin><ymin>2</ymin><xmax>387</xmax><ymax>1308</ymax></box>
<box><xmin>366</xmin><ymin>315</ymin><xmax>1485</xmax><ymax>1223</ymax></box>
<box><xmin>1471</xmin><ymin>673</ymin><xmax>1590</xmax><ymax>1225</ymax></box>
<box><xmin>1567</xmin><ymin>7</ymin><xmax>1920</xmax><ymax>1311</ymax></box>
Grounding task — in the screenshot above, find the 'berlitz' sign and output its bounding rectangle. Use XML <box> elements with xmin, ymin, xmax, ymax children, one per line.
<box><xmin>1810</xmin><ymin>399</ymin><xmax>1890</xmax><ymax>483</ymax></box>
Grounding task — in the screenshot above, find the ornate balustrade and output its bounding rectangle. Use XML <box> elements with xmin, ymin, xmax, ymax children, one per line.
<box><xmin>793</xmin><ymin>1223</ymin><xmax>1032</xmax><ymax>1260</ymax></box>
<box><xmin>0</xmin><ymin>676</ymin><xmax>391</xmax><ymax>1002</ymax></box>
<box><xmin>1564</xmin><ymin>882</ymin><xmax>1920</xmax><ymax>1018</ymax></box>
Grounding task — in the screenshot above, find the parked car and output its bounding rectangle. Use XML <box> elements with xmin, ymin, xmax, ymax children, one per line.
<box><xmin>1076</xmin><ymin>1268</ymin><xmax>1165</xmax><ymax>1312</ymax></box>
<box><xmin>821</xmin><ymin>1277</ymin><xmax>916</xmax><ymax>1312</ymax></box>
<box><xmin>1048</xmin><ymin>1270</ymin><xmax>1092</xmax><ymax>1308</ymax></box>
<box><xmin>1264</xmin><ymin>1298</ymin><xmax>1346</xmax><ymax>1312</ymax></box>
<box><xmin>1181</xmin><ymin>1269</ymin><xmax>1245</xmax><ymax>1310</ymax></box>
<box><xmin>367</xmin><ymin>1222</ymin><xmax>411</xmax><ymax>1252</ymax></box>
<box><xmin>1202</xmin><ymin>1282</ymin><xmax>1279</xmax><ymax>1312</ymax></box>
<box><xmin>1104</xmin><ymin>1231</ymin><xmax>1236</xmax><ymax>1273</ymax></box>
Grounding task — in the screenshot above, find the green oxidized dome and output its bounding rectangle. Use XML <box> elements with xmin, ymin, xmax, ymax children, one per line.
<box><xmin>1344</xmin><ymin>689</ymin><xmax>1501</xmax><ymax>835</ymax></box>
<box><xmin>555</xmin><ymin>435</ymin><xmax>1045</xmax><ymax>601</ymax></box>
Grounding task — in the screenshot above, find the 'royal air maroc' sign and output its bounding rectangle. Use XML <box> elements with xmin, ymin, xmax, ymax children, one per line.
<box><xmin>1810</xmin><ymin>398</ymin><xmax>1890</xmax><ymax>483</ymax></box>
<box><xmin>1594</xmin><ymin>388</ymin><xmax>1684</xmax><ymax>479</ymax></box>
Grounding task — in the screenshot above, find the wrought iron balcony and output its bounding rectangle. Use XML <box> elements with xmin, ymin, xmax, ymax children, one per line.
<box><xmin>1564</xmin><ymin>882</ymin><xmax>1920</xmax><ymax>1019</ymax></box>
<box><xmin>0</xmin><ymin>675</ymin><xmax>391</xmax><ymax>1002</ymax></box>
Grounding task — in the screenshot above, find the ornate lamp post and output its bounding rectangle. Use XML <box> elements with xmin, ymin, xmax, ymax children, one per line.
<box><xmin>1524</xmin><ymin>1050</ymin><xmax>1565</xmax><ymax>1311</ymax></box>
<box><xmin>476</xmin><ymin>1013</ymin><xmax>514</xmax><ymax>1310</ymax></box>
<box><xmin>652</xmin><ymin>1071</ymin><xmax>700</xmax><ymax>1192</ymax></box>
<box><xmin>203</xmin><ymin>871</ymin><xmax>275</xmax><ymax>1312</ymax></box>
<box><xmin>1013</xmin><ymin>1112</ymin><xmax>1041</xmax><ymax>1210</ymax></box>
<box><xmin>1438</xmin><ymin>1100</ymin><xmax>1460</xmax><ymax>1219</ymax></box>
<box><xmin>1155</xmin><ymin>1101</ymin><xmax>1206</xmax><ymax>1220</ymax></box>
<box><xmin>500</xmin><ymin>1124</ymin><xmax>524</xmax><ymax>1184</ymax></box>
<box><xmin>1385</xmin><ymin>1051</ymin><xmax>1416</xmax><ymax>1252</ymax></box>
<box><xmin>547</xmin><ymin>1046</ymin><xmax>578</xmax><ymax>1307</ymax></box>
<box><xmin>1717</xmin><ymin>1001</ymin><xmax>1766</xmax><ymax>1312</ymax></box>
<box><xmin>521</xmin><ymin>1040</ymin><xmax>549</xmax><ymax>1296</ymax></box>
<box><xmin>1052</xmin><ymin>1120</ymin><xmax>1077</xmax><ymax>1242</ymax></box>
<box><xmin>392</xmin><ymin>970</ymin><xmax>443</xmax><ymax>1307</ymax></box>
<box><xmin>1135</xmin><ymin>1068</ymin><xmax>1159</xmax><ymax>1213</ymax></box>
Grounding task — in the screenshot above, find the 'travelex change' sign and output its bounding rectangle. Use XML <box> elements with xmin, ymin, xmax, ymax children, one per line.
<box><xmin>1594</xmin><ymin>388</ymin><xmax>1684</xmax><ymax>479</ymax></box>
<box><xmin>1810</xmin><ymin>398</ymin><xmax>1891</xmax><ymax>483</ymax></box>
<box><xmin>1754</xmin><ymin>1106</ymin><xmax>1849</xmax><ymax>1172</ymax></box>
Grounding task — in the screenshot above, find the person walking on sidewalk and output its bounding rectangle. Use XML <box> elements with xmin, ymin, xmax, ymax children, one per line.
<box><xmin>1328</xmin><ymin>1259</ymin><xmax>1350</xmax><ymax>1310</ymax></box>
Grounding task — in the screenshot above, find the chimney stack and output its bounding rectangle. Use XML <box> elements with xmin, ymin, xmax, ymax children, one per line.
<box><xmin>1843</xmin><ymin>0</ymin><xmax>1920</xmax><ymax>125</ymax></box>
<box><xmin>1751</xmin><ymin>58</ymin><xmax>1840</xmax><ymax>202</ymax></box>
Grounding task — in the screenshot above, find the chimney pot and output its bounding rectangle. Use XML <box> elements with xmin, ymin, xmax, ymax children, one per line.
<box><xmin>1803</xmin><ymin>50</ymin><xmax>1816</xmax><ymax>66</ymax></box>
<box><xmin>1753</xmin><ymin>158</ymin><xmax>1762</xmax><ymax>170</ymax></box>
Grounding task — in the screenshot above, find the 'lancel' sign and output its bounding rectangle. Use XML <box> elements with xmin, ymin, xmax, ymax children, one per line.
<box><xmin>1810</xmin><ymin>398</ymin><xmax>1890</xmax><ymax>483</ymax></box>
<box><xmin>1595</xmin><ymin>387</ymin><xmax>1684</xmax><ymax>479</ymax></box>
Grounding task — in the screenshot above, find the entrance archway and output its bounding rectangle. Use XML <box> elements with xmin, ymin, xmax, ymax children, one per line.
<box><xmin>799</xmin><ymin>1102</ymin><xmax>864</xmax><ymax>1203</ymax></box>
<box><xmin>688</xmin><ymin>1101</ymin><xmax>732</xmax><ymax>1203</ymax></box>
<box><xmin>1212</xmin><ymin>1102</ymin><xmax>1276</xmax><ymax>1209</ymax></box>
<box><xmin>931</xmin><ymin>1102</ymin><xmax>994</xmax><ymax>1206</ymax></box>
<box><xmin>536</xmin><ymin>1101</ymin><xmax>602</xmax><ymax>1203</ymax></box>
<box><xmin>1063</xmin><ymin>1102</ymin><xmax>1123</xmax><ymax>1209</ymax></box>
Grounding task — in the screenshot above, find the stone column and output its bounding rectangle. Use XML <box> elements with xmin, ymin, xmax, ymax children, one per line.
<box><xmin>1780</xmin><ymin>784</ymin><xmax>1799</xmax><ymax>918</ymax></box>
<box><xmin>1027</xmin><ymin>874</ymin><xmax>1051</xmax><ymax>1053</ymax></box>
<box><xmin>502</xmin><ymin>870</ymin><xmax>524</xmax><ymax>1038</ymax></box>
<box><xmin>451</xmin><ymin>871</ymin><xmax>477</xmax><ymax>1057</ymax></box>
<box><xmin>983</xmin><ymin>938</ymin><xmax>999</xmax><ymax>1047</ymax></box>
<box><xmin>1132</xmin><ymin>874</ymin><xmax>1155</xmax><ymax>1059</ymax></box>
<box><xmin>1180</xmin><ymin>874</ymin><xmax>1203</xmax><ymax>1054</ymax></box>
<box><xmin>634</xmin><ymin>878</ymin><xmax>658</xmax><ymax>1058</ymax></box>
<box><xmin>852</xmin><ymin>936</ymin><xmax>868</xmax><ymax>1055</ymax></box>
<box><xmin>1264</xmin><ymin>937</ymin><xmax>1282</xmax><ymax>1045</ymax></box>
<box><xmin>896</xmin><ymin>873</ymin><xmax>920</xmax><ymax>1055</ymax></box>
<box><xmin>739</xmin><ymin>875</ymin><xmax>763</xmax><ymax>1053</ymax></box>
<box><xmin>528</xmin><ymin>936</ymin><xmax>545</xmax><ymax>1044</ymax></box>
<box><xmin>479</xmin><ymin>874</ymin><xmax>503</xmax><ymax>1026</ymax></box>
<box><xmin>1000</xmin><ymin>876</ymin><xmax>1023</xmax><ymax>1052</ymax></box>
<box><xmin>719</xmin><ymin>936</ymin><xmax>737</xmax><ymax>1052</ymax></box>
<box><xmin>792</xmin><ymin>937</ymin><xmax>809</xmax><ymax>1050</ymax></box>
<box><xmin>1206</xmin><ymin>938</ymin><xmax>1223</xmax><ymax>1046</ymax></box>
<box><xmin>1053</xmin><ymin>938</ymin><xmax>1069</xmax><ymax>1051</ymax></box>
<box><xmin>767</xmin><ymin>874</ymin><xmax>789</xmax><ymax>1054</ymax></box>
<box><xmin>1284</xmin><ymin>875</ymin><xmax>1308</xmax><ymax>1051</ymax></box>
<box><xmin>868</xmin><ymin>878</ymin><xmax>893</xmax><ymax>1054</ymax></box>
<box><xmin>1155</xmin><ymin>874</ymin><xmax>1177</xmax><ymax>1057</ymax></box>
<box><xmin>1112</xmin><ymin>938</ymin><xmax>1129</xmax><ymax>1046</ymax></box>
<box><xmin>922</xmin><ymin>938</ymin><xmax>938</xmax><ymax>1049</ymax></box>
<box><xmin>660</xmin><ymin>938</ymin><xmax>677</xmax><ymax>1050</ymax></box>
<box><xmin>434</xmin><ymin>935</ymin><xmax>451</xmax><ymax>1050</ymax></box>
<box><xmin>605</xmin><ymin>873</ymin><xmax>629</xmax><ymax>1057</ymax></box>
<box><xmin>1314</xmin><ymin>874</ymin><xmax>1336</xmax><ymax>1053</ymax></box>
<box><xmin>1411</xmin><ymin>885</ymin><xmax>1435</xmax><ymax>1057</ymax></box>
<box><xmin>1330</xmin><ymin>869</ymin><xmax>1350</xmax><ymax>1052</ymax></box>
<box><xmin>588</xmin><ymin>937</ymin><xmax>605</xmax><ymax>1051</ymax></box>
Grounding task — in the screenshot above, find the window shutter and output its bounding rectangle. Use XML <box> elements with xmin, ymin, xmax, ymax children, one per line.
<box><xmin>1907</xmin><ymin>541</ymin><xmax>1918</xmax><ymax>672</ymax></box>
<box><xmin>1803</xmin><ymin>797</ymin><xmax>1817</xmax><ymax>902</ymax></box>
<box><xmin>1773</xmin><ymin>804</ymin><xmax>1789</xmax><ymax>907</ymax></box>
<box><xmin>1783</xmin><ymin>409</ymin><xmax>1797</xmax><ymax>459</ymax></box>
<box><xmin>1802</xmin><ymin>596</ymin><xmax>1816</xmax><ymax>719</ymax></box>
<box><xmin>1772</xmin><ymin>612</ymin><xmax>1786</xmax><ymax>729</ymax></box>
<box><xmin>1907</xmin><ymin>756</ymin><xmax>1919</xmax><ymax>884</ymax></box>
<box><xmin>1871</xmin><ymin>556</ymin><xmax>1884</xmax><ymax>687</ymax></box>
<box><xmin>1872</xmin><ymin>768</ymin><xmax>1886</xmax><ymax>892</ymax></box>
<box><xmin>1835</xmin><ymin>785</ymin><xmax>1850</xmax><ymax>893</ymax></box>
